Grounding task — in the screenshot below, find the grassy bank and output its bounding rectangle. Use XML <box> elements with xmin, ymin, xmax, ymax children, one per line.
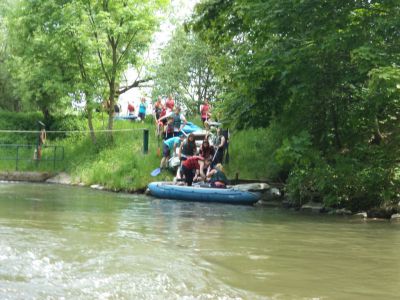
<box><xmin>0</xmin><ymin>111</ymin><xmax>173</xmax><ymax>191</ymax></box>
<box><xmin>1</xmin><ymin>111</ymin><xmax>398</xmax><ymax>214</ymax></box>
<box><xmin>0</xmin><ymin>111</ymin><xmax>275</xmax><ymax>191</ymax></box>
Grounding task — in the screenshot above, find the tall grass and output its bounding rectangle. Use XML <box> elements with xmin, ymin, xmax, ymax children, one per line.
<box><xmin>225</xmin><ymin>127</ymin><xmax>283</xmax><ymax>181</ymax></box>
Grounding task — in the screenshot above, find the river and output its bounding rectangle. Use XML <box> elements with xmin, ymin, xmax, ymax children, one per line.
<box><xmin>0</xmin><ymin>182</ymin><xmax>398</xmax><ymax>299</ymax></box>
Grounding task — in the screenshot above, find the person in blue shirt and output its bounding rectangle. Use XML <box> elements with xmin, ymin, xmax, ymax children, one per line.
<box><xmin>138</xmin><ymin>97</ymin><xmax>146</xmax><ymax>122</ymax></box>
<box><xmin>160</xmin><ymin>135</ymin><xmax>185</xmax><ymax>169</ymax></box>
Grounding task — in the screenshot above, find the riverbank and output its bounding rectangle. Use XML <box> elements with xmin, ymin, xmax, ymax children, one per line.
<box><xmin>0</xmin><ymin>111</ymin><xmax>398</xmax><ymax>215</ymax></box>
<box><xmin>2</xmin><ymin>170</ymin><xmax>399</xmax><ymax>221</ymax></box>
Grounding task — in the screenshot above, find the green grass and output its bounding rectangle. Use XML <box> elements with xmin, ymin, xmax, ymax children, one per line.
<box><xmin>0</xmin><ymin>113</ymin><xmax>173</xmax><ymax>191</ymax></box>
<box><xmin>0</xmin><ymin>112</ymin><xmax>282</xmax><ymax>190</ymax></box>
<box><xmin>225</xmin><ymin>127</ymin><xmax>282</xmax><ymax>181</ymax></box>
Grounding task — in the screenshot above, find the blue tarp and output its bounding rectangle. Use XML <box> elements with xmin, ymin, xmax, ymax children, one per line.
<box><xmin>182</xmin><ymin>122</ymin><xmax>202</xmax><ymax>134</ymax></box>
<box><xmin>114</xmin><ymin>115</ymin><xmax>137</xmax><ymax>121</ymax></box>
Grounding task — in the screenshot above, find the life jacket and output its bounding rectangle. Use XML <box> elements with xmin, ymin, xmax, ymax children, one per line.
<box><xmin>182</xmin><ymin>140</ymin><xmax>196</xmax><ymax>156</ymax></box>
<box><xmin>214</xmin><ymin>135</ymin><xmax>223</xmax><ymax>148</ymax></box>
<box><xmin>171</xmin><ymin>113</ymin><xmax>181</xmax><ymax>130</ymax></box>
<box><xmin>166</xmin><ymin>123</ymin><xmax>174</xmax><ymax>134</ymax></box>
<box><xmin>210</xmin><ymin>170</ymin><xmax>228</xmax><ymax>185</ymax></box>
<box><xmin>155</xmin><ymin>102</ymin><xmax>162</xmax><ymax>114</ymax></box>
<box><xmin>200</xmin><ymin>145</ymin><xmax>214</xmax><ymax>159</ymax></box>
<box><xmin>164</xmin><ymin>123</ymin><xmax>174</xmax><ymax>139</ymax></box>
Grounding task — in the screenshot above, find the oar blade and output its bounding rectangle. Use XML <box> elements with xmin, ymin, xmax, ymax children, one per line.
<box><xmin>151</xmin><ymin>168</ymin><xmax>161</xmax><ymax>177</ymax></box>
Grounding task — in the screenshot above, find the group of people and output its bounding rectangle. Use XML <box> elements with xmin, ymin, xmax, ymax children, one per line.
<box><xmin>156</xmin><ymin>95</ymin><xmax>228</xmax><ymax>188</ymax></box>
<box><xmin>115</xmin><ymin>97</ymin><xmax>147</xmax><ymax>122</ymax></box>
<box><xmin>160</xmin><ymin>135</ymin><xmax>227</xmax><ymax>187</ymax></box>
<box><xmin>127</xmin><ymin>97</ymin><xmax>147</xmax><ymax>122</ymax></box>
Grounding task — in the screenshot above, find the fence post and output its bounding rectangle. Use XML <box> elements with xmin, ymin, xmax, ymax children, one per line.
<box><xmin>53</xmin><ymin>146</ymin><xmax>56</xmax><ymax>170</ymax></box>
<box><xmin>143</xmin><ymin>129</ymin><xmax>149</xmax><ymax>154</ymax></box>
<box><xmin>16</xmin><ymin>145</ymin><xmax>19</xmax><ymax>171</ymax></box>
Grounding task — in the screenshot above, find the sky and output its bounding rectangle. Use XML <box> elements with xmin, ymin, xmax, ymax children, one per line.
<box><xmin>117</xmin><ymin>0</ymin><xmax>199</xmax><ymax>115</ymax></box>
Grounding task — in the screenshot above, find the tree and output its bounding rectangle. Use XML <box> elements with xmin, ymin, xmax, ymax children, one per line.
<box><xmin>153</xmin><ymin>26</ymin><xmax>217</xmax><ymax>114</ymax></box>
<box><xmin>191</xmin><ymin>0</ymin><xmax>400</xmax><ymax>142</ymax></box>
<box><xmin>7</xmin><ymin>0</ymin><xmax>168</xmax><ymax>138</ymax></box>
<box><xmin>77</xmin><ymin>0</ymin><xmax>167</xmax><ymax>133</ymax></box>
<box><xmin>0</xmin><ymin>0</ymin><xmax>21</xmax><ymax>111</ymax></box>
<box><xmin>190</xmin><ymin>0</ymin><xmax>400</xmax><ymax>208</ymax></box>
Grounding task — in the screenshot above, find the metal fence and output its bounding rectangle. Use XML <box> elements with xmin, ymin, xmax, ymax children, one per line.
<box><xmin>0</xmin><ymin>144</ymin><xmax>64</xmax><ymax>171</ymax></box>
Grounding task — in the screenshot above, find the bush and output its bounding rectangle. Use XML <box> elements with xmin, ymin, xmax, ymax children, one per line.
<box><xmin>0</xmin><ymin>111</ymin><xmax>43</xmax><ymax>144</ymax></box>
<box><xmin>284</xmin><ymin>143</ymin><xmax>400</xmax><ymax>211</ymax></box>
<box><xmin>225</xmin><ymin>124</ymin><xmax>284</xmax><ymax>180</ymax></box>
<box><xmin>48</xmin><ymin>114</ymin><xmax>88</xmax><ymax>139</ymax></box>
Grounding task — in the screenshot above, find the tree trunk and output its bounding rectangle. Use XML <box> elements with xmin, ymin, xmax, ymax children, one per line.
<box><xmin>107</xmin><ymin>81</ymin><xmax>116</xmax><ymax>142</ymax></box>
<box><xmin>87</xmin><ymin>106</ymin><xmax>97</xmax><ymax>145</ymax></box>
<box><xmin>371</xmin><ymin>116</ymin><xmax>383</xmax><ymax>145</ymax></box>
<box><xmin>331</xmin><ymin>101</ymin><xmax>342</xmax><ymax>150</ymax></box>
<box><xmin>42</xmin><ymin>107</ymin><xmax>51</xmax><ymax>126</ymax></box>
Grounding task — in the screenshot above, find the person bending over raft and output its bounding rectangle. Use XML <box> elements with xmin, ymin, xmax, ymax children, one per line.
<box><xmin>160</xmin><ymin>136</ymin><xmax>185</xmax><ymax>169</ymax></box>
<box><xmin>180</xmin><ymin>156</ymin><xmax>211</xmax><ymax>186</ymax></box>
<box><xmin>207</xmin><ymin>163</ymin><xmax>228</xmax><ymax>188</ymax></box>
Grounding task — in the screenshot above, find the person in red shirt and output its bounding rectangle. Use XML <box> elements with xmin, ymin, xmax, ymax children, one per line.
<box><xmin>127</xmin><ymin>102</ymin><xmax>135</xmax><ymax>115</ymax></box>
<box><xmin>180</xmin><ymin>156</ymin><xmax>211</xmax><ymax>186</ymax></box>
<box><xmin>165</xmin><ymin>94</ymin><xmax>175</xmax><ymax>113</ymax></box>
<box><xmin>200</xmin><ymin>98</ymin><xmax>211</xmax><ymax>125</ymax></box>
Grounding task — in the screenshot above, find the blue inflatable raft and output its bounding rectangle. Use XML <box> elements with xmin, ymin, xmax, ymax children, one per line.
<box><xmin>114</xmin><ymin>115</ymin><xmax>137</xmax><ymax>121</ymax></box>
<box><xmin>182</xmin><ymin>122</ymin><xmax>203</xmax><ymax>134</ymax></box>
<box><xmin>148</xmin><ymin>182</ymin><xmax>261</xmax><ymax>205</ymax></box>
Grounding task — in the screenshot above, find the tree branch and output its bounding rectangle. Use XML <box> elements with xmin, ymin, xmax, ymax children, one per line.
<box><xmin>85</xmin><ymin>0</ymin><xmax>110</xmax><ymax>84</ymax></box>
<box><xmin>117</xmin><ymin>77</ymin><xmax>153</xmax><ymax>95</ymax></box>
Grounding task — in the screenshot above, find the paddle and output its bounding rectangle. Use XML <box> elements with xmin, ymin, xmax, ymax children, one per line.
<box><xmin>151</xmin><ymin>167</ymin><xmax>161</xmax><ymax>177</ymax></box>
<box><xmin>180</xmin><ymin>128</ymin><xmax>188</xmax><ymax>137</ymax></box>
<box><xmin>156</xmin><ymin>135</ymin><xmax>161</xmax><ymax>157</ymax></box>
<box><xmin>206</xmin><ymin>148</ymin><xmax>219</xmax><ymax>176</ymax></box>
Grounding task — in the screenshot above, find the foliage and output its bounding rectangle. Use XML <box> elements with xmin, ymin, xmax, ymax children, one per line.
<box><xmin>189</xmin><ymin>0</ymin><xmax>400</xmax><ymax>210</ymax></box>
<box><xmin>0</xmin><ymin>0</ymin><xmax>20</xmax><ymax>111</ymax></box>
<box><xmin>0</xmin><ymin>112</ymin><xmax>173</xmax><ymax>190</ymax></box>
<box><xmin>6</xmin><ymin>0</ymin><xmax>168</xmax><ymax>131</ymax></box>
<box><xmin>153</xmin><ymin>26</ymin><xmax>218</xmax><ymax>114</ymax></box>
<box><xmin>225</xmin><ymin>123</ymin><xmax>285</xmax><ymax>181</ymax></box>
